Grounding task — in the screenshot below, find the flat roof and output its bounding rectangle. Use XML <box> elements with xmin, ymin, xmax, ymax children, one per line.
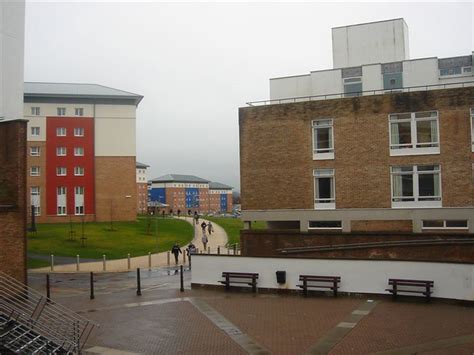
<box><xmin>24</xmin><ymin>82</ymin><xmax>143</xmax><ymax>105</ymax></box>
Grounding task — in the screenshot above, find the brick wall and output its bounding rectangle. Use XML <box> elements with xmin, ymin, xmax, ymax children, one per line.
<box><xmin>351</xmin><ymin>220</ymin><xmax>413</xmax><ymax>232</ymax></box>
<box><xmin>0</xmin><ymin>120</ymin><xmax>27</xmax><ymax>283</ymax></box>
<box><xmin>136</xmin><ymin>182</ymin><xmax>148</xmax><ymax>214</ymax></box>
<box><xmin>240</xmin><ymin>230</ymin><xmax>474</xmax><ymax>263</ymax></box>
<box><xmin>95</xmin><ymin>156</ymin><xmax>136</xmax><ymax>222</ymax></box>
<box><xmin>239</xmin><ymin>87</ymin><xmax>474</xmax><ymax>211</ymax></box>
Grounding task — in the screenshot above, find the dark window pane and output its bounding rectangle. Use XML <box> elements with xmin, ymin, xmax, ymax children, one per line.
<box><xmin>419</xmin><ymin>174</ymin><xmax>435</xmax><ymax>196</ymax></box>
<box><xmin>423</xmin><ymin>220</ymin><xmax>444</xmax><ymax>228</ymax></box>
<box><xmin>401</xmin><ymin>175</ymin><xmax>413</xmax><ymax>196</ymax></box>
<box><xmin>446</xmin><ymin>220</ymin><xmax>468</xmax><ymax>228</ymax></box>
<box><xmin>317</xmin><ymin>177</ymin><xmax>332</xmax><ymax>199</ymax></box>
<box><xmin>317</xmin><ymin>127</ymin><xmax>330</xmax><ymax>150</ymax></box>
<box><xmin>309</xmin><ymin>221</ymin><xmax>342</xmax><ymax>228</ymax></box>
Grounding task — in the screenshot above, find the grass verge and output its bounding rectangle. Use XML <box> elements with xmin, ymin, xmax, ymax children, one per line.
<box><xmin>27</xmin><ymin>217</ymin><xmax>193</xmax><ymax>259</ymax></box>
<box><xmin>205</xmin><ymin>217</ymin><xmax>266</xmax><ymax>245</ymax></box>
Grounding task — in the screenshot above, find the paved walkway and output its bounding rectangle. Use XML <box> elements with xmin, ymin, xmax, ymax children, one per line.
<box><xmin>29</xmin><ymin>217</ymin><xmax>230</xmax><ymax>273</ymax></box>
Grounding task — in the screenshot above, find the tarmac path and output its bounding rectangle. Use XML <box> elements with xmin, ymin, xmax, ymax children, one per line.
<box><xmin>29</xmin><ymin>216</ymin><xmax>230</xmax><ymax>273</ymax></box>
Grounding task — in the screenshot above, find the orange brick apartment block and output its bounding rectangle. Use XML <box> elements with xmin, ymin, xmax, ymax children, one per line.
<box><xmin>239</xmin><ymin>19</ymin><xmax>474</xmax><ymax>234</ymax></box>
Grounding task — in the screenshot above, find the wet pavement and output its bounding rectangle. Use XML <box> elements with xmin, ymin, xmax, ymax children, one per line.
<box><xmin>27</xmin><ymin>270</ymin><xmax>474</xmax><ymax>355</ymax></box>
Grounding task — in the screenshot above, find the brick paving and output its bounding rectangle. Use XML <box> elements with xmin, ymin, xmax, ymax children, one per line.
<box><xmin>330</xmin><ymin>301</ymin><xmax>474</xmax><ymax>354</ymax></box>
<box><xmin>27</xmin><ymin>272</ymin><xmax>474</xmax><ymax>354</ymax></box>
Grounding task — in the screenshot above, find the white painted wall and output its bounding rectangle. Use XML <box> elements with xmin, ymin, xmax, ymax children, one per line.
<box><xmin>310</xmin><ymin>69</ymin><xmax>343</xmax><ymax>97</ymax></box>
<box><xmin>23</xmin><ymin>103</ymin><xmax>94</xmax><ymax>118</ymax></box>
<box><xmin>361</xmin><ymin>64</ymin><xmax>381</xmax><ymax>93</ymax></box>
<box><xmin>0</xmin><ymin>0</ymin><xmax>25</xmax><ymax>120</ymax></box>
<box><xmin>332</xmin><ymin>19</ymin><xmax>409</xmax><ymax>68</ymax></box>
<box><xmin>94</xmin><ymin>104</ymin><xmax>136</xmax><ymax>156</ymax></box>
<box><xmin>26</xmin><ymin>116</ymin><xmax>46</xmax><ymax>141</ymax></box>
<box><xmin>136</xmin><ymin>168</ymin><xmax>148</xmax><ymax>183</ymax></box>
<box><xmin>192</xmin><ymin>255</ymin><xmax>474</xmax><ymax>301</ymax></box>
<box><xmin>269</xmin><ymin>75</ymin><xmax>311</xmax><ymax>100</ymax></box>
<box><xmin>403</xmin><ymin>58</ymin><xmax>439</xmax><ymax>87</ymax></box>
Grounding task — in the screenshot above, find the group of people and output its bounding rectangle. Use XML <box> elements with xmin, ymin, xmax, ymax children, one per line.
<box><xmin>170</xmin><ymin>217</ymin><xmax>215</xmax><ymax>264</ymax></box>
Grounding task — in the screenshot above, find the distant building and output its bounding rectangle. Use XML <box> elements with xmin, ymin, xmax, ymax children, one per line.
<box><xmin>240</xmin><ymin>18</ymin><xmax>474</xmax><ymax>234</ymax></box>
<box><xmin>136</xmin><ymin>161</ymin><xmax>149</xmax><ymax>214</ymax></box>
<box><xmin>24</xmin><ymin>82</ymin><xmax>143</xmax><ymax>223</ymax></box>
<box><xmin>149</xmin><ymin>174</ymin><xmax>233</xmax><ymax>214</ymax></box>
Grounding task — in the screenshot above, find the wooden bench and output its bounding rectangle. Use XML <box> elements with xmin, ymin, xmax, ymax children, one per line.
<box><xmin>219</xmin><ymin>272</ymin><xmax>259</xmax><ymax>293</ymax></box>
<box><xmin>386</xmin><ymin>278</ymin><xmax>434</xmax><ymax>302</ymax></box>
<box><xmin>297</xmin><ymin>275</ymin><xmax>341</xmax><ymax>297</ymax></box>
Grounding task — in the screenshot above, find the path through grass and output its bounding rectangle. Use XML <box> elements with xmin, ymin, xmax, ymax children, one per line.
<box><xmin>205</xmin><ymin>217</ymin><xmax>266</xmax><ymax>245</ymax></box>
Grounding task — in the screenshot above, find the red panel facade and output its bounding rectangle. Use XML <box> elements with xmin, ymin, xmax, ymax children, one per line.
<box><xmin>46</xmin><ymin>117</ymin><xmax>95</xmax><ymax>216</ymax></box>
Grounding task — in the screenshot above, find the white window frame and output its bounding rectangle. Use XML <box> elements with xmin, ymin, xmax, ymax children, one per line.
<box><xmin>390</xmin><ymin>165</ymin><xmax>442</xmax><ymax>208</ymax></box>
<box><xmin>57</xmin><ymin>107</ymin><xmax>66</xmax><ymax>116</ymax></box>
<box><xmin>56</xmin><ymin>127</ymin><xmax>67</xmax><ymax>136</ymax></box>
<box><xmin>75</xmin><ymin>108</ymin><xmax>84</xmax><ymax>116</ymax></box>
<box><xmin>31</xmin><ymin>107</ymin><xmax>40</xmax><ymax>116</ymax></box>
<box><xmin>313</xmin><ymin>168</ymin><xmax>335</xmax><ymax>210</ymax></box>
<box><xmin>343</xmin><ymin>77</ymin><xmax>363</xmax><ymax>97</ymax></box>
<box><xmin>312</xmin><ymin>119</ymin><xmax>334</xmax><ymax>160</ymax></box>
<box><xmin>470</xmin><ymin>108</ymin><xmax>474</xmax><ymax>152</ymax></box>
<box><xmin>30</xmin><ymin>187</ymin><xmax>41</xmax><ymax>216</ymax></box>
<box><xmin>57</xmin><ymin>186</ymin><xmax>67</xmax><ymax>216</ymax></box>
<box><xmin>74</xmin><ymin>166</ymin><xmax>84</xmax><ymax>176</ymax></box>
<box><xmin>31</xmin><ymin>127</ymin><xmax>40</xmax><ymax>136</ymax></box>
<box><xmin>74</xmin><ymin>127</ymin><xmax>84</xmax><ymax>137</ymax></box>
<box><xmin>56</xmin><ymin>167</ymin><xmax>67</xmax><ymax>176</ymax></box>
<box><xmin>56</xmin><ymin>147</ymin><xmax>67</xmax><ymax>156</ymax></box>
<box><xmin>389</xmin><ymin>111</ymin><xmax>440</xmax><ymax>156</ymax></box>
<box><xmin>422</xmin><ymin>220</ymin><xmax>468</xmax><ymax>230</ymax></box>
<box><xmin>439</xmin><ymin>66</ymin><xmax>472</xmax><ymax>78</ymax></box>
<box><xmin>30</xmin><ymin>146</ymin><xmax>40</xmax><ymax>156</ymax></box>
<box><xmin>30</xmin><ymin>166</ymin><xmax>40</xmax><ymax>176</ymax></box>
<box><xmin>74</xmin><ymin>147</ymin><xmax>84</xmax><ymax>156</ymax></box>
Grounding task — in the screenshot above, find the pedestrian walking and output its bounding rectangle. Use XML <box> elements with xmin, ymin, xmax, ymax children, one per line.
<box><xmin>194</xmin><ymin>211</ymin><xmax>199</xmax><ymax>224</ymax></box>
<box><xmin>207</xmin><ymin>221</ymin><xmax>213</xmax><ymax>235</ymax></box>
<box><xmin>171</xmin><ymin>242</ymin><xmax>182</xmax><ymax>265</ymax></box>
<box><xmin>187</xmin><ymin>242</ymin><xmax>197</xmax><ymax>256</ymax></box>
<box><xmin>201</xmin><ymin>233</ymin><xmax>208</xmax><ymax>250</ymax></box>
<box><xmin>201</xmin><ymin>221</ymin><xmax>207</xmax><ymax>234</ymax></box>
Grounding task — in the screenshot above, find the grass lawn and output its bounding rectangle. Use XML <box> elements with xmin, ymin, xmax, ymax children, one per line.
<box><xmin>205</xmin><ymin>217</ymin><xmax>266</xmax><ymax>245</ymax></box>
<box><xmin>27</xmin><ymin>258</ymin><xmax>50</xmax><ymax>269</ymax></box>
<box><xmin>27</xmin><ymin>217</ymin><xmax>193</xmax><ymax>259</ymax></box>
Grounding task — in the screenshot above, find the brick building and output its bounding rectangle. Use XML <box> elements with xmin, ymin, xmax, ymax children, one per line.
<box><xmin>240</xmin><ymin>19</ymin><xmax>474</xmax><ymax>236</ymax></box>
<box><xmin>24</xmin><ymin>82</ymin><xmax>143</xmax><ymax>223</ymax></box>
<box><xmin>149</xmin><ymin>174</ymin><xmax>233</xmax><ymax>214</ymax></box>
<box><xmin>136</xmin><ymin>161</ymin><xmax>149</xmax><ymax>214</ymax></box>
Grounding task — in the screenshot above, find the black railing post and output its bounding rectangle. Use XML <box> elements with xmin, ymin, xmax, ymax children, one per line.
<box><xmin>189</xmin><ymin>253</ymin><xmax>192</xmax><ymax>271</ymax></box>
<box><xmin>46</xmin><ymin>274</ymin><xmax>50</xmax><ymax>300</ymax></box>
<box><xmin>180</xmin><ymin>265</ymin><xmax>184</xmax><ymax>292</ymax></box>
<box><xmin>233</xmin><ymin>244</ymin><xmax>237</xmax><ymax>255</ymax></box>
<box><xmin>136</xmin><ymin>268</ymin><xmax>142</xmax><ymax>296</ymax></box>
<box><xmin>90</xmin><ymin>272</ymin><xmax>94</xmax><ymax>300</ymax></box>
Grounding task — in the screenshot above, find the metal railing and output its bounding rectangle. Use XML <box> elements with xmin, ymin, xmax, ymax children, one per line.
<box><xmin>246</xmin><ymin>80</ymin><xmax>474</xmax><ymax>106</ymax></box>
<box><xmin>0</xmin><ymin>272</ymin><xmax>96</xmax><ymax>354</ymax></box>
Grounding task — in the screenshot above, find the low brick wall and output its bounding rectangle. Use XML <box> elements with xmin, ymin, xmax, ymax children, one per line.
<box><xmin>240</xmin><ymin>229</ymin><xmax>474</xmax><ymax>263</ymax></box>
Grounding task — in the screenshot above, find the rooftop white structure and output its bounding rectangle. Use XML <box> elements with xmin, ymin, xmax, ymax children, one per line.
<box><xmin>265</xmin><ymin>19</ymin><xmax>473</xmax><ymax>105</ymax></box>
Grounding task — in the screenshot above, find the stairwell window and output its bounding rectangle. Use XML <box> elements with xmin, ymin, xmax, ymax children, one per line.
<box><xmin>57</xmin><ymin>186</ymin><xmax>67</xmax><ymax>215</ymax></box>
<box><xmin>389</xmin><ymin>111</ymin><xmax>439</xmax><ymax>156</ymax></box>
<box><xmin>75</xmin><ymin>186</ymin><xmax>84</xmax><ymax>215</ymax></box>
<box><xmin>31</xmin><ymin>187</ymin><xmax>41</xmax><ymax>216</ymax></box>
<box><xmin>312</xmin><ymin>119</ymin><xmax>334</xmax><ymax>160</ymax></box>
<box><xmin>314</xmin><ymin>169</ymin><xmax>335</xmax><ymax>209</ymax></box>
<box><xmin>391</xmin><ymin>165</ymin><xmax>441</xmax><ymax>208</ymax></box>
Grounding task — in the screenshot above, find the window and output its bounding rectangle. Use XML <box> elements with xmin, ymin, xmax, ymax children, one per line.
<box><xmin>30</xmin><ymin>146</ymin><xmax>40</xmax><ymax>156</ymax></box>
<box><xmin>308</xmin><ymin>221</ymin><xmax>342</xmax><ymax>229</ymax></box>
<box><xmin>57</xmin><ymin>107</ymin><xmax>66</xmax><ymax>116</ymax></box>
<box><xmin>30</xmin><ymin>166</ymin><xmax>40</xmax><ymax>176</ymax></box>
<box><xmin>391</xmin><ymin>165</ymin><xmax>441</xmax><ymax>208</ymax></box>
<box><xmin>343</xmin><ymin>77</ymin><xmax>362</xmax><ymax>97</ymax></box>
<box><xmin>56</xmin><ymin>167</ymin><xmax>67</xmax><ymax>176</ymax></box>
<box><xmin>422</xmin><ymin>220</ymin><xmax>468</xmax><ymax>230</ymax></box>
<box><xmin>74</xmin><ymin>147</ymin><xmax>84</xmax><ymax>156</ymax></box>
<box><xmin>382</xmin><ymin>62</ymin><xmax>403</xmax><ymax>91</ymax></box>
<box><xmin>31</xmin><ymin>187</ymin><xmax>41</xmax><ymax>216</ymax></box>
<box><xmin>74</xmin><ymin>127</ymin><xmax>84</xmax><ymax>137</ymax></box>
<box><xmin>56</xmin><ymin>127</ymin><xmax>66</xmax><ymax>136</ymax></box>
<box><xmin>389</xmin><ymin>111</ymin><xmax>439</xmax><ymax>156</ymax></box>
<box><xmin>314</xmin><ymin>169</ymin><xmax>335</xmax><ymax>209</ymax></box>
<box><xmin>312</xmin><ymin>119</ymin><xmax>334</xmax><ymax>160</ymax></box>
<box><xmin>56</xmin><ymin>147</ymin><xmax>67</xmax><ymax>156</ymax></box>
<box><xmin>31</xmin><ymin>107</ymin><xmax>40</xmax><ymax>116</ymax></box>
<box><xmin>57</xmin><ymin>186</ymin><xmax>67</xmax><ymax>215</ymax></box>
<box><xmin>31</xmin><ymin>127</ymin><xmax>40</xmax><ymax>136</ymax></box>
<box><xmin>471</xmin><ymin>108</ymin><xmax>474</xmax><ymax>152</ymax></box>
<box><xmin>439</xmin><ymin>67</ymin><xmax>471</xmax><ymax>77</ymax></box>
<box><xmin>74</xmin><ymin>166</ymin><xmax>84</xmax><ymax>176</ymax></box>
<box><xmin>75</xmin><ymin>108</ymin><xmax>84</xmax><ymax>116</ymax></box>
<box><xmin>74</xmin><ymin>186</ymin><xmax>84</xmax><ymax>215</ymax></box>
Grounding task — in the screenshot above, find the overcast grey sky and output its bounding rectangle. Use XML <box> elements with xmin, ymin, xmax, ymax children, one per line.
<box><xmin>24</xmin><ymin>1</ymin><xmax>473</xmax><ymax>190</ymax></box>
